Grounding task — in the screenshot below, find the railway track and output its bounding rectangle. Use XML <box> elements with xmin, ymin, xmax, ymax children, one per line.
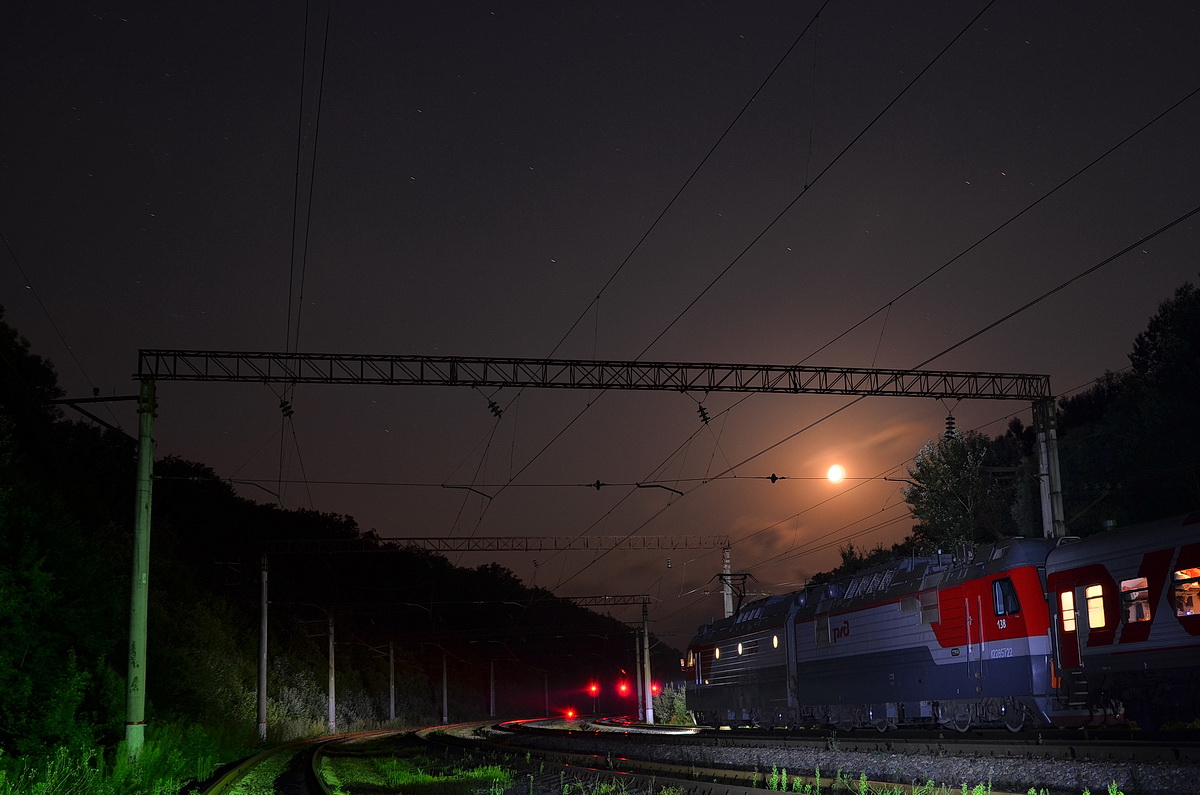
<box><xmin>470</xmin><ymin>717</ymin><xmax>1200</xmax><ymax>794</ymax></box>
<box><xmin>192</xmin><ymin>718</ymin><xmax>1199</xmax><ymax>794</ymax></box>
<box><xmin>194</xmin><ymin>730</ymin><xmax>404</xmax><ymax>795</ymax></box>
<box><xmin>430</xmin><ymin>719</ymin><xmax>1041</xmax><ymax>795</ymax></box>
<box><xmin>584</xmin><ymin>720</ymin><xmax>1200</xmax><ymax>764</ymax></box>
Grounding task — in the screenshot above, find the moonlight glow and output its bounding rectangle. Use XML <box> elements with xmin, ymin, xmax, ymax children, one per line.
<box><xmin>827</xmin><ymin>465</ymin><xmax>846</xmax><ymax>483</ymax></box>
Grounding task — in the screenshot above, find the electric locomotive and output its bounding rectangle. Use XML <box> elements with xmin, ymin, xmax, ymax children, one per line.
<box><xmin>685</xmin><ymin>591</ymin><xmax>796</xmax><ymax>726</ymax></box>
<box><xmin>687</xmin><ymin>536</ymin><xmax>1063</xmax><ymax>731</ymax></box>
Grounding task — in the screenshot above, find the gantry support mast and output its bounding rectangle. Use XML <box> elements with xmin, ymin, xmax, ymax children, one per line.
<box><xmin>124</xmin><ymin>350</ymin><xmax>1063</xmax><ymax>754</ymax></box>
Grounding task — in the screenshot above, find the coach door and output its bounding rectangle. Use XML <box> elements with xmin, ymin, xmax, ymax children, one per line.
<box><xmin>1049</xmin><ymin>564</ymin><xmax>1120</xmax><ymax>668</ymax></box>
<box><xmin>1052</xmin><ymin>584</ymin><xmax>1082</xmax><ymax>669</ymax></box>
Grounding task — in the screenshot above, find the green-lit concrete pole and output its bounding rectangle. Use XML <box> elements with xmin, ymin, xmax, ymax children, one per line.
<box><xmin>125</xmin><ymin>378</ymin><xmax>157</xmax><ymax>759</ymax></box>
<box><xmin>327</xmin><ymin>612</ymin><xmax>336</xmax><ymax>733</ymax></box>
<box><xmin>258</xmin><ymin>553</ymin><xmax>268</xmax><ymax>742</ymax></box>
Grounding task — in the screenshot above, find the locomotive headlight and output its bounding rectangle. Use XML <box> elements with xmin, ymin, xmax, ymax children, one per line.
<box><xmin>714</xmin><ymin>647</ymin><xmax>720</xmax><ymax>659</ymax></box>
<box><xmin>773</xmin><ymin>635</ymin><xmax>779</xmax><ymax>648</ymax></box>
<box><xmin>737</xmin><ymin>642</ymin><xmax>743</xmax><ymax>655</ymax></box>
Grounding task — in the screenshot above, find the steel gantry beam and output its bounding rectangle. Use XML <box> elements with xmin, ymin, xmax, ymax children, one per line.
<box><xmin>265</xmin><ymin>535</ymin><xmax>730</xmax><ymax>555</ymax></box>
<box><xmin>138</xmin><ymin>350</ymin><xmax>1052</xmax><ymax>401</ymax></box>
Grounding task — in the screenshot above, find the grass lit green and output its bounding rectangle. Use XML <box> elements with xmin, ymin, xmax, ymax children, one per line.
<box><xmin>319</xmin><ymin>746</ymin><xmax>513</xmax><ymax>795</ymax></box>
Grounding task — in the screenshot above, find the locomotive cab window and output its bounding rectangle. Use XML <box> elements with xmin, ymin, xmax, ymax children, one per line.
<box><xmin>993</xmin><ymin>578</ymin><xmax>1020</xmax><ymax>616</ymax></box>
<box><xmin>1120</xmin><ymin>577</ymin><xmax>1152</xmax><ymax>623</ymax></box>
<box><xmin>1174</xmin><ymin>567</ymin><xmax>1200</xmax><ymax>617</ymax></box>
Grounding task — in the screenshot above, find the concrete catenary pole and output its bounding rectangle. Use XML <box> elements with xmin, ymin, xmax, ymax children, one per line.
<box><xmin>388</xmin><ymin>640</ymin><xmax>395</xmax><ymax>721</ymax></box>
<box><xmin>124</xmin><ymin>378</ymin><xmax>156</xmax><ymax>760</ymax></box>
<box><xmin>327</xmin><ymin>613</ymin><xmax>336</xmax><ymax>733</ymax></box>
<box><xmin>721</xmin><ymin>546</ymin><xmax>734</xmax><ymax>618</ymax></box>
<box><xmin>258</xmin><ymin>552</ymin><xmax>268</xmax><ymax>742</ymax></box>
<box><xmin>1034</xmin><ymin>399</ymin><xmax>1067</xmax><ymax>538</ymax></box>
<box><xmin>441</xmin><ymin>650</ymin><xmax>449</xmax><ymax>724</ymax></box>
<box><xmin>634</xmin><ymin>631</ymin><xmax>644</xmax><ymax>721</ymax></box>
<box><xmin>641</xmin><ymin>602</ymin><xmax>654</xmax><ymax>724</ymax></box>
<box><xmin>489</xmin><ymin>658</ymin><xmax>496</xmax><ymax>718</ymax></box>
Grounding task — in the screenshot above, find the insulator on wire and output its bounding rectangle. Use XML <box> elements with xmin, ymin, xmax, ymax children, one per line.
<box><xmin>488</xmin><ymin>400</ymin><xmax>503</xmax><ymax>418</ymax></box>
<box><xmin>697</xmin><ymin>404</ymin><xmax>710</xmax><ymax>424</ymax></box>
<box><xmin>279</xmin><ymin>399</ymin><xmax>294</xmax><ymax>418</ymax></box>
<box><xmin>944</xmin><ymin>414</ymin><xmax>957</xmax><ymax>438</ymax></box>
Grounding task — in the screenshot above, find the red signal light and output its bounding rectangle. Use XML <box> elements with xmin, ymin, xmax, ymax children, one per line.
<box><xmin>565</xmin><ymin>708</ymin><xmax>576</xmax><ymax>720</ymax></box>
<box><xmin>588</xmin><ymin>682</ymin><xmax>599</xmax><ymax>696</ymax></box>
<box><xmin>617</xmin><ymin>680</ymin><xmax>630</xmax><ymax>696</ymax></box>
<box><xmin>651</xmin><ymin>682</ymin><xmax>660</xmax><ymax>696</ymax></box>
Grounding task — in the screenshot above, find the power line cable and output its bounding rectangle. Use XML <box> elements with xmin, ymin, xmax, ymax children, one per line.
<box><xmin>285</xmin><ymin>0</ymin><xmax>313</xmax><ymax>353</ymax></box>
<box><xmin>450</xmin><ymin>3</ymin><xmax>833</xmax><ymax>518</ymax></box>
<box><xmin>289</xmin><ymin>0</ymin><xmax>332</xmax><ymax>357</ymax></box>
<box><xmin>634</xmin><ymin>0</ymin><xmax>998</xmax><ymax>360</ymax></box>
<box><xmin>554</xmin><ymin>199</ymin><xmax>1200</xmax><ymax>592</ymax></box>
<box><xmin>278</xmin><ymin>0</ymin><xmax>333</xmax><ymax>507</ymax></box>
<box><xmin>1</xmin><ymin>229</ymin><xmax>122</xmax><ymax>427</ymax></box>
<box><xmin>601</xmin><ymin>78</ymin><xmax>1200</xmax><ymax>493</ymax></box>
<box><xmin>538</xmin><ymin>4</ymin><xmax>999</xmax><ymax>588</ymax></box>
<box><xmin>793</xmin><ymin>83</ymin><xmax>1200</xmax><ymax>367</ymax></box>
<box><xmin>545</xmin><ymin>1</ymin><xmax>832</xmax><ymax>361</ymax></box>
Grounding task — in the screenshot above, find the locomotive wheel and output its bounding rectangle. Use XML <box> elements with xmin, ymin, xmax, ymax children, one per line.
<box><xmin>866</xmin><ymin>704</ymin><xmax>894</xmax><ymax>732</ymax></box>
<box><xmin>1002</xmin><ymin>704</ymin><xmax>1025</xmax><ymax>733</ymax></box>
<box><xmin>937</xmin><ymin>702</ymin><xmax>972</xmax><ymax>733</ymax></box>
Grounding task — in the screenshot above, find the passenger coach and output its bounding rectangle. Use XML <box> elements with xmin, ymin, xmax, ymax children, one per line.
<box><xmin>1046</xmin><ymin>512</ymin><xmax>1200</xmax><ymax>728</ymax></box>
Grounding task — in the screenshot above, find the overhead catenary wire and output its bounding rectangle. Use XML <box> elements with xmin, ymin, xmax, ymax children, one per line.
<box><xmin>1</xmin><ymin>229</ymin><xmax>122</xmax><ymax>428</ymax></box>
<box><xmin>595</xmin><ymin>75</ymin><xmax>1200</xmax><ymax>570</ymax></box>
<box><xmin>634</xmin><ymin>0</ymin><xmax>999</xmax><ymax>361</ymax></box>
<box><xmin>447</xmin><ymin>1</ymin><xmax>834</xmax><ymax>524</ymax></box>
<box><xmin>540</xmin><ymin>3</ymin><xmax>998</xmax><ymax>591</ymax></box>
<box><xmin>554</xmin><ymin>197</ymin><xmax>1200</xmax><ymax>594</ymax></box>
<box><xmin>278</xmin><ymin>0</ymin><xmax>333</xmax><ymax>508</ymax></box>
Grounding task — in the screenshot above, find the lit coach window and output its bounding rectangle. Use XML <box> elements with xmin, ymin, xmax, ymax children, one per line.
<box><xmin>1085</xmin><ymin>584</ymin><xmax>1106</xmax><ymax>629</ymax></box>
<box><xmin>1121</xmin><ymin>577</ymin><xmax>1151</xmax><ymax>623</ymax></box>
<box><xmin>1060</xmin><ymin>590</ymin><xmax>1076</xmax><ymax>632</ymax></box>
<box><xmin>1175</xmin><ymin>567</ymin><xmax>1200</xmax><ymax>616</ymax></box>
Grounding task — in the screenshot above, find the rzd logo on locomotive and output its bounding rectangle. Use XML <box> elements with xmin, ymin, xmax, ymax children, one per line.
<box><xmin>832</xmin><ymin>620</ymin><xmax>851</xmax><ymax>642</ymax></box>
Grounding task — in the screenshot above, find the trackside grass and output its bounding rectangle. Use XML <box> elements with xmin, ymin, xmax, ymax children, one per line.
<box><xmin>319</xmin><ymin>752</ymin><xmax>512</xmax><ymax>795</ymax></box>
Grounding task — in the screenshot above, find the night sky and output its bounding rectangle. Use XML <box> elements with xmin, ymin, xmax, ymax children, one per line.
<box><xmin>3</xmin><ymin>1</ymin><xmax>1198</xmax><ymax>645</ymax></box>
